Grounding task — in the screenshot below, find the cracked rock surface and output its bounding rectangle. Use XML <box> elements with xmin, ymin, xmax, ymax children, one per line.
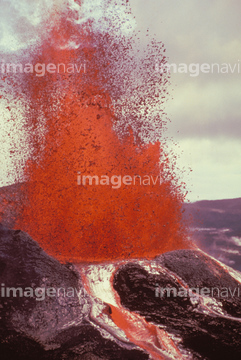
<box><xmin>113</xmin><ymin>250</ymin><xmax>241</xmax><ymax>360</ymax></box>
<box><xmin>0</xmin><ymin>224</ymin><xmax>148</xmax><ymax>360</ymax></box>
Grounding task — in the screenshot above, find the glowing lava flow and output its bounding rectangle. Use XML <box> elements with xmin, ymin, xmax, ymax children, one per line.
<box><xmin>78</xmin><ymin>263</ymin><xmax>183</xmax><ymax>360</ymax></box>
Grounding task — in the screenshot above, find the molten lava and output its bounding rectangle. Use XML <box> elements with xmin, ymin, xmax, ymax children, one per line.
<box><xmin>11</xmin><ymin>4</ymin><xmax>188</xmax><ymax>262</ymax></box>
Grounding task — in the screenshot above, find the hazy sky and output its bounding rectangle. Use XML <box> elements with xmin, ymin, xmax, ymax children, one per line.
<box><xmin>0</xmin><ymin>0</ymin><xmax>240</xmax><ymax>201</ymax></box>
<box><xmin>130</xmin><ymin>0</ymin><xmax>241</xmax><ymax>201</ymax></box>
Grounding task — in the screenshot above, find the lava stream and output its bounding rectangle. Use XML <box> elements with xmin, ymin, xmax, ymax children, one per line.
<box><xmin>76</xmin><ymin>262</ymin><xmax>183</xmax><ymax>360</ymax></box>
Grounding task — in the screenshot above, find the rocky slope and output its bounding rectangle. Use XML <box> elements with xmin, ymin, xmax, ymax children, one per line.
<box><xmin>1</xmin><ymin>223</ymin><xmax>241</xmax><ymax>359</ymax></box>
<box><xmin>114</xmin><ymin>250</ymin><xmax>241</xmax><ymax>359</ymax></box>
<box><xmin>0</xmin><ymin>224</ymin><xmax>148</xmax><ymax>360</ymax></box>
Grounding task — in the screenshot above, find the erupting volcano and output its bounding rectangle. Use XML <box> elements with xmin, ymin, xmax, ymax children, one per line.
<box><xmin>2</xmin><ymin>2</ymin><xmax>241</xmax><ymax>360</ymax></box>
<box><xmin>6</xmin><ymin>0</ymin><xmax>189</xmax><ymax>262</ymax></box>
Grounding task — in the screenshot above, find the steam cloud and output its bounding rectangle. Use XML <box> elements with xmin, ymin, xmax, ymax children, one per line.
<box><xmin>0</xmin><ymin>0</ymin><xmax>135</xmax><ymax>53</ymax></box>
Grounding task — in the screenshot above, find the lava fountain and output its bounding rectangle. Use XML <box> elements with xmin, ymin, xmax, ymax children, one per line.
<box><xmin>8</xmin><ymin>0</ymin><xmax>189</xmax><ymax>262</ymax></box>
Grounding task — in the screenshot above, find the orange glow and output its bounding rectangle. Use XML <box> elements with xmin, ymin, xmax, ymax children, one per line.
<box><xmin>15</xmin><ymin>14</ymin><xmax>188</xmax><ymax>262</ymax></box>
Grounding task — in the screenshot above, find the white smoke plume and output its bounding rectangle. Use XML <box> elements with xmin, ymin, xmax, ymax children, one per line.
<box><xmin>0</xmin><ymin>0</ymin><xmax>135</xmax><ymax>53</ymax></box>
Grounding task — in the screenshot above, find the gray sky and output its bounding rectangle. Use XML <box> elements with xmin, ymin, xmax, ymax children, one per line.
<box><xmin>130</xmin><ymin>0</ymin><xmax>241</xmax><ymax>201</ymax></box>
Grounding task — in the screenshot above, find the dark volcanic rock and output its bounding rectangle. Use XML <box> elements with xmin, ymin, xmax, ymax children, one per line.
<box><xmin>3</xmin><ymin>219</ymin><xmax>241</xmax><ymax>359</ymax></box>
<box><xmin>157</xmin><ymin>249</ymin><xmax>241</xmax><ymax>318</ymax></box>
<box><xmin>0</xmin><ymin>224</ymin><xmax>149</xmax><ymax>360</ymax></box>
<box><xmin>113</xmin><ymin>250</ymin><xmax>241</xmax><ymax>360</ymax></box>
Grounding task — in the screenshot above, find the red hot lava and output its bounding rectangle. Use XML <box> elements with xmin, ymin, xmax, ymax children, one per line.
<box><xmin>12</xmin><ymin>5</ymin><xmax>189</xmax><ymax>262</ymax></box>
